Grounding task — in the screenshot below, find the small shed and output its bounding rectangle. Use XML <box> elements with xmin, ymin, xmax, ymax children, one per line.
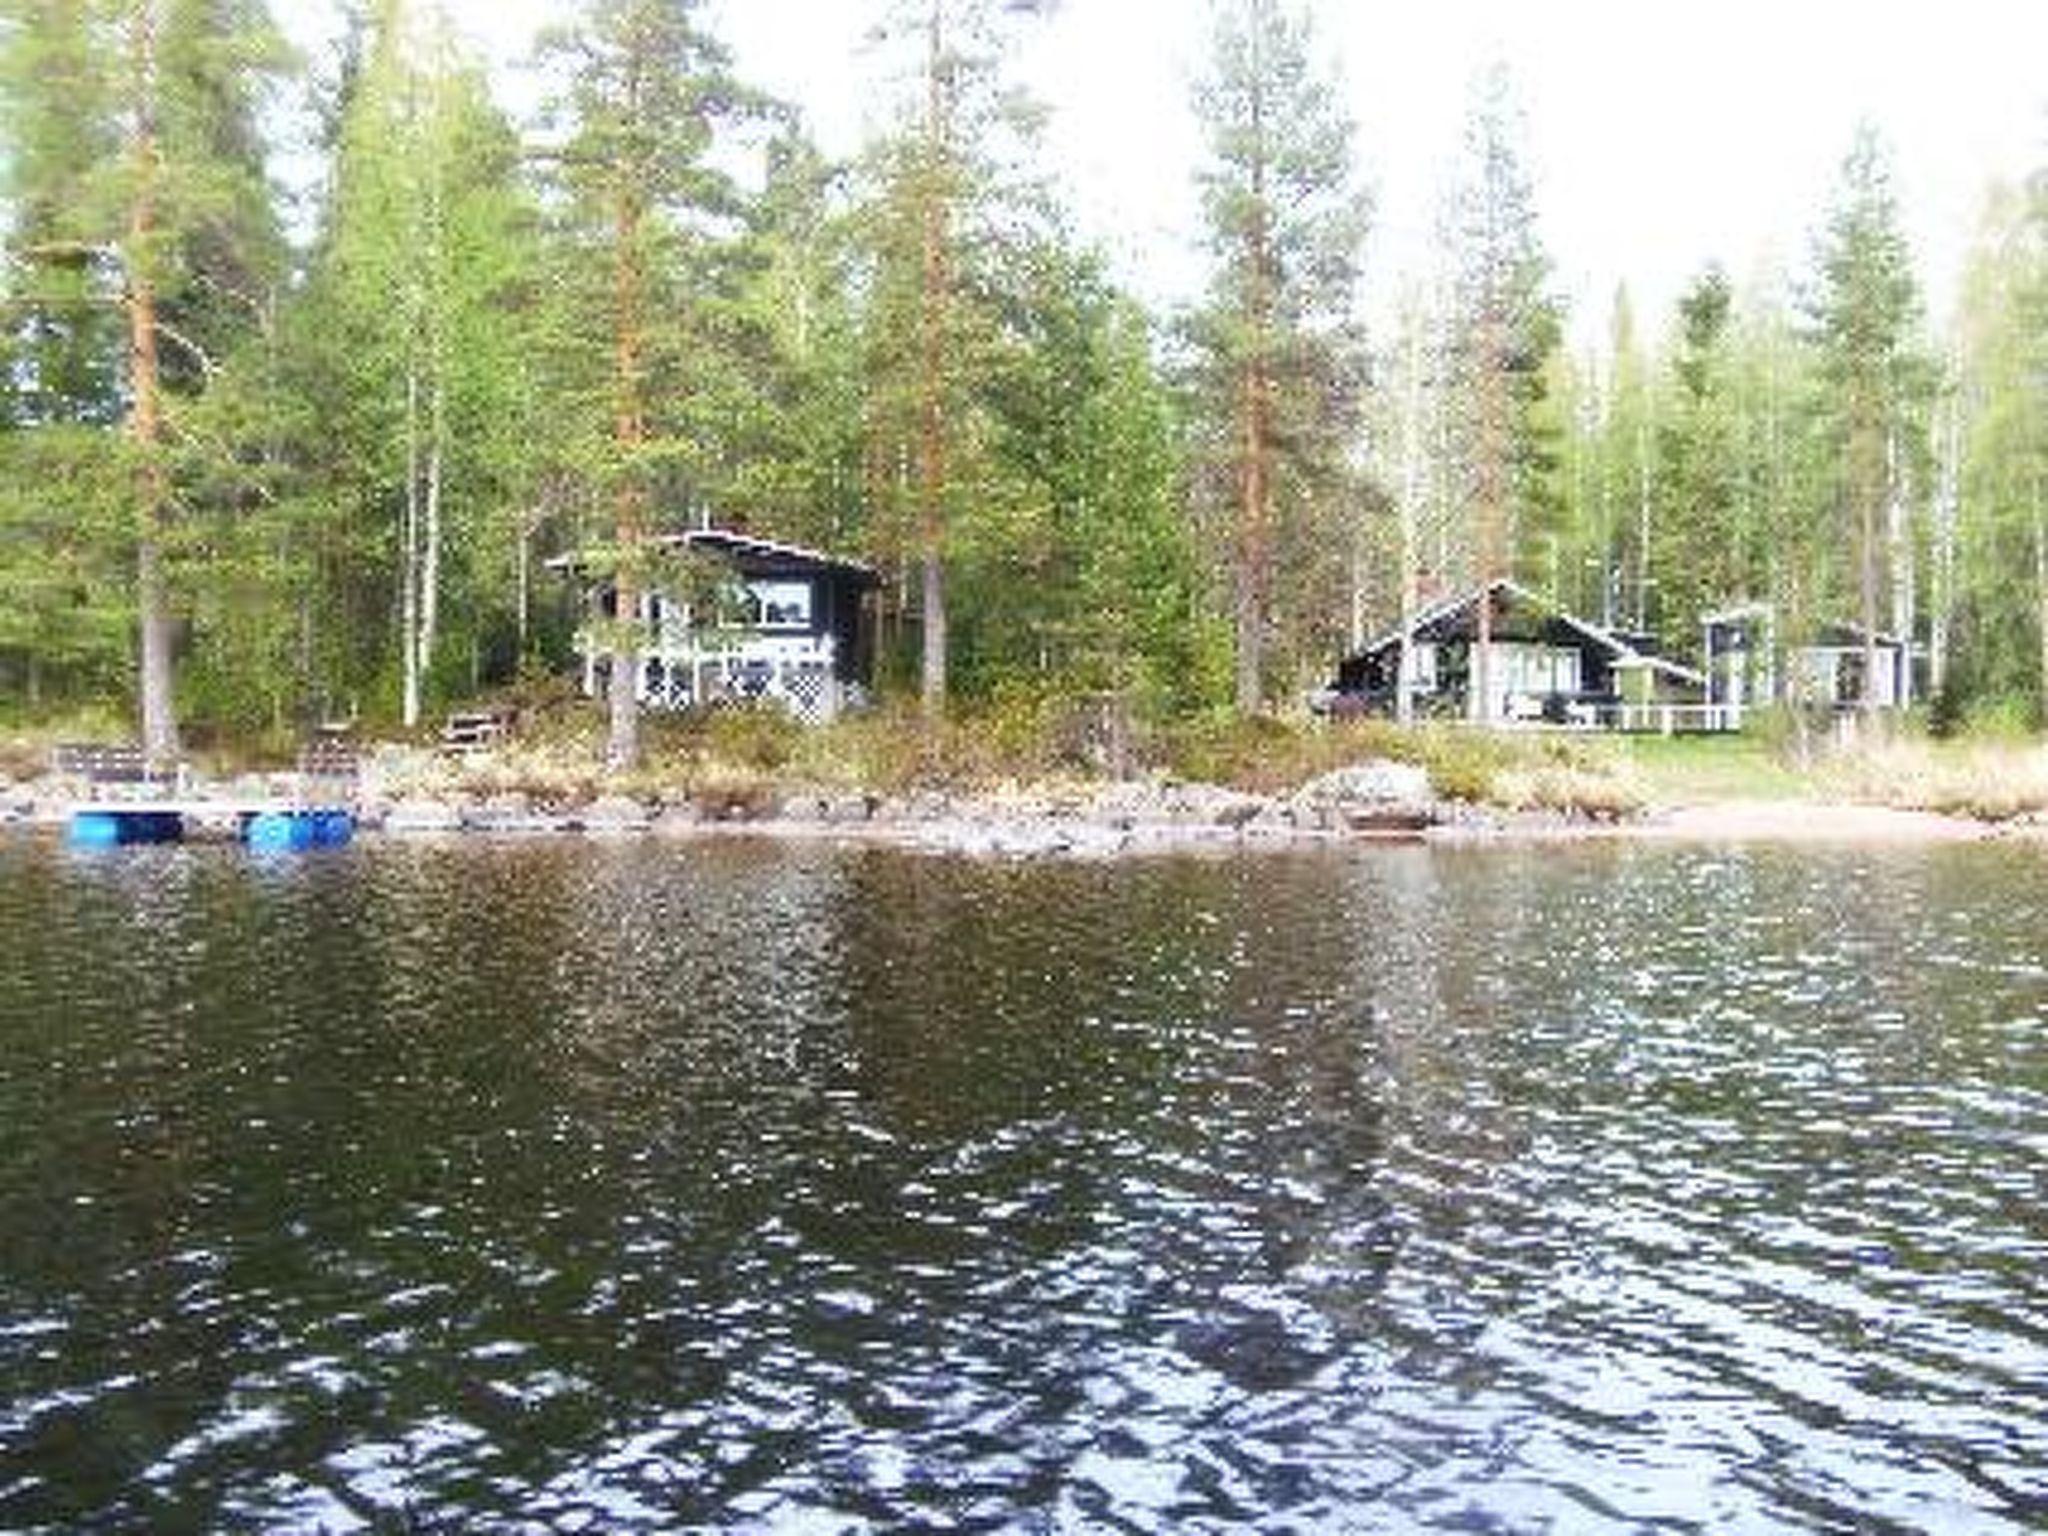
<box><xmin>552</xmin><ymin>527</ymin><xmax>880</xmax><ymax>724</ymax></box>
<box><xmin>1703</xmin><ymin>604</ymin><xmax>1916</xmax><ymax>714</ymax></box>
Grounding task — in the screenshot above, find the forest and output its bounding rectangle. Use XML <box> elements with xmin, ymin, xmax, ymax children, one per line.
<box><xmin>2</xmin><ymin>0</ymin><xmax>2046</xmax><ymax>769</ymax></box>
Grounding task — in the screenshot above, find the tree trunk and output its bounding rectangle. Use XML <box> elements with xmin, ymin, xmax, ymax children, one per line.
<box><xmin>1636</xmin><ymin>410</ymin><xmax>1653</xmax><ymax>633</ymax></box>
<box><xmin>1472</xmin><ymin>305</ymin><xmax>1507</xmax><ymax>725</ymax></box>
<box><xmin>1233</xmin><ymin>49</ymin><xmax>1270</xmax><ymax>719</ymax></box>
<box><xmin>420</xmin><ymin>114</ymin><xmax>446</xmax><ymax>716</ymax></box>
<box><xmin>422</xmin><ymin>376</ymin><xmax>443</xmax><ymax>696</ymax></box>
<box><xmin>1235</xmin><ymin>355</ymin><xmax>1268</xmax><ymax>716</ymax></box>
<box><xmin>1886</xmin><ymin>427</ymin><xmax>1912</xmax><ymax>709</ymax></box>
<box><xmin>1929</xmin><ymin>390</ymin><xmax>1960</xmax><ymax>701</ymax></box>
<box><xmin>1860</xmin><ymin>423</ymin><xmax>1881</xmax><ymax>719</ymax></box>
<box><xmin>127</xmin><ymin>2</ymin><xmax>177</xmax><ymax>759</ymax></box>
<box><xmin>517</xmin><ymin>514</ymin><xmax>531</xmax><ymax>659</ymax></box>
<box><xmin>607</xmin><ymin>184</ymin><xmax>647</xmax><ymax>773</ymax></box>
<box><xmin>402</xmin><ymin>362</ymin><xmax>422</xmax><ymax>730</ymax></box>
<box><xmin>917</xmin><ymin>0</ymin><xmax>950</xmax><ymax>719</ymax></box>
<box><xmin>2035</xmin><ymin>478</ymin><xmax>2048</xmax><ymax>728</ymax></box>
<box><xmin>1395</xmin><ymin>321</ymin><xmax>1424</xmax><ymax>728</ymax></box>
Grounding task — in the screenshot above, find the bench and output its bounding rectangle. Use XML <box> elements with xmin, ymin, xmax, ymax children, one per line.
<box><xmin>441</xmin><ymin>710</ymin><xmax>511</xmax><ymax>755</ymax></box>
<box><xmin>51</xmin><ymin>742</ymin><xmax>186</xmax><ymax>795</ymax></box>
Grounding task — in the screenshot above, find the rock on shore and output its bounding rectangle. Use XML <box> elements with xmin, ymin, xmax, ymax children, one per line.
<box><xmin>2</xmin><ymin>755</ymin><xmax>1468</xmax><ymax>858</ymax></box>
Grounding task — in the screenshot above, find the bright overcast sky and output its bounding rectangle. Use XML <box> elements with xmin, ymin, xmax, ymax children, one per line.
<box><xmin>288</xmin><ymin>0</ymin><xmax>2048</xmax><ymax>339</ymax></box>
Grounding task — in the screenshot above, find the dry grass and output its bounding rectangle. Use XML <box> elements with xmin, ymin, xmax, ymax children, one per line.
<box><xmin>1810</xmin><ymin>736</ymin><xmax>2048</xmax><ymax>821</ymax></box>
<box><xmin>1489</xmin><ymin>760</ymin><xmax>1647</xmax><ymax>820</ymax></box>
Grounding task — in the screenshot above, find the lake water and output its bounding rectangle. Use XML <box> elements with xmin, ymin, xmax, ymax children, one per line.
<box><xmin>1</xmin><ymin>834</ymin><xmax>2044</xmax><ymax>1532</ymax></box>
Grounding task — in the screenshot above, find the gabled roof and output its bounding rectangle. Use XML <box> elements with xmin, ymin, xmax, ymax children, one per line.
<box><xmin>544</xmin><ymin>525</ymin><xmax>878</xmax><ymax>582</ymax></box>
<box><xmin>1354</xmin><ymin>578</ymin><xmax>1637</xmax><ymax>663</ymax></box>
<box><xmin>671</xmin><ymin>528</ymin><xmax>878</xmax><ymax>581</ymax></box>
<box><xmin>1352</xmin><ymin>577</ymin><xmax>1705</xmax><ymax>687</ymax></box>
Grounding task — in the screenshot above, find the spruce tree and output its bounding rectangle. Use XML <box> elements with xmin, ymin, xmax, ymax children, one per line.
<box><xmin>1442</xmin><ymin>63</ymin><xmax>1556</xmax><ymax>719</ymax></box>
<box><xmin>289</xmin><ymin>0</ymin><xmax>539</xmax><ymax>728</ymax></box>
<box><xmin>1805</xmin><ymin>125</ymin><xmax>1929</xmax><ymax>717</ymax></box>
<box><xmin>1653</xmin><ymin>265</ymin><xmax>1741</xmax><ymax>651</ymax></box>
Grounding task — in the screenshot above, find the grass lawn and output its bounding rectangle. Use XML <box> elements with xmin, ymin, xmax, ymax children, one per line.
<box><xmin>1606</xmin><ymin>733</ymin><xmax>1816</xmax><ymax>805</ymax></box>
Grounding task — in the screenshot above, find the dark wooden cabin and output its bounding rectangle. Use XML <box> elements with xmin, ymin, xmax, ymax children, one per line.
<box><xmin>554</xmin><ymin>527</ymin><xmax>880</xmax><ymax>724</ymax></box>
<box><xmin>1326</xmin><ymin>578</ymin><xmax>1713</xmax><ymax>729</ymax></box>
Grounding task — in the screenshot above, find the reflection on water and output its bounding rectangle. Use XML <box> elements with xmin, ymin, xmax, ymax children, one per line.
<box><xmin>0</xmin><ymin>835</ymin><xmax>2044</xmax><ymax>1531</ymax></box>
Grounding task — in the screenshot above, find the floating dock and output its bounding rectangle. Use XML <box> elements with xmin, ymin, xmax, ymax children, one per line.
<box><xmin>68</xmin><ymin>802</ymin><xmax>356</xmax><ymax>851</ymax></box>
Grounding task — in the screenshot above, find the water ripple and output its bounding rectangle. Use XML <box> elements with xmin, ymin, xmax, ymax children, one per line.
<box><xmin>0</xmin><ymin>835</ymin><xmax>2044</xmax><ymax>1530</ymax></box>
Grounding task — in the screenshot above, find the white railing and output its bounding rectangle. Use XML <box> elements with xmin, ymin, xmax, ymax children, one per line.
<box><xmin>580</xmin><ymin>632</ymin><xmax>850</xmax><ymax>725</ymax></box>
<box><xmin>1467</xmin><ymin>695</ymin><xmax>1748</xmax><ymax>733</ymax></box>
<box><xmin>1607</xmin><ymin>702</ymin><xmax>1745</xmax><ymax>734</ymax></box>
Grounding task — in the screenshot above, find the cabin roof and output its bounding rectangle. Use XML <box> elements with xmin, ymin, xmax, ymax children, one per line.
<box><xmin>1344</xmin><ymin>577</ymin><xmax>1708</xmax><ymax>690</ymax></box>
<box><xmin>1612</xmin><ymin>652</ymin><xmax>1709</xmax><ymax>688</ymax></box>
<box><xmin>544</xmin><ymin>525</ymin><xmax>878</xmax><ymax>583</ymax></box>
<box><xmin>1352</xmin><ymin>578</ymin><xmax>1639</xmax><ymax>663</ymax></box>
<box><xmin>1702</xmin><ymin>602</ymin><xmax>1907</xmax><ymax>649</ymax></box>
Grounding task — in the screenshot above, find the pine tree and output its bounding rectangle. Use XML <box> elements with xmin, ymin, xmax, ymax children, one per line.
<box><xmin>538</xmin><ymin>0</ymin><xmax>765</xmax><ymax>769</ymax></box>
<box><xmin>0</xmin><ymin>0</ymin><xmax>290</xmax><ymax>749</ymax></box>
<box><xmin>862</xmin><ymin>0</ymin><xmax>1054</xmax><ymax>717</ymax></box>
<box><xmin>1188</xmin><ymin>0</ymin><xmax>1369</xmax><ymax>715</ymax></box>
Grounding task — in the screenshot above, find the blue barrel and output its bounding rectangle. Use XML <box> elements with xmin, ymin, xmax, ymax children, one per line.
<box><xmin>244</xmin><ymin>810</ymin><xmax>353</xmax><ymax>852</ymax></box>
<box><xmin>68</xmin><ymin>811</ymin><xmax>124</xmax><ymax>848</ymax></box>
<box><xmin>244</xmin><ymin>812</ymin><xmax>314</xmax><ymax>852</ymax></box>
<box><xmin>69</xmin><ymin>810</ymin><xmax>184</xmax><ymax>847</ymax></box>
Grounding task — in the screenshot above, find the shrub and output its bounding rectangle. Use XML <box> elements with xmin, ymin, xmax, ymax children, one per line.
<box><xmin>699</xmin><ymin>704</ymin><xmax>803</xmax><ymax>772</ymax></box>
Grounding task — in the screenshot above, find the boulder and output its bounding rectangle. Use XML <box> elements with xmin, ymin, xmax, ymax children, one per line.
<box><xmin>651</xmin><ymin>803</ymin><xmax>704</xmax><ymax>836</ymax></box>
<box><xmin>583</xmin><ymin>794</ymin><xmax>654</xmax><ymax>834</ymax></box>
<box><xmin>384</xmin><ymin>797</ymin><xmax>464</xmax><ymax>833</ymax></box>
<box><xmin>464</xmin><ymin>792</ymin><xmax>561</xmax><ymax>835</ymax></box>
<box><xmin>1290</xmin><ymin>761</ymin><xmax>1437</xmax><ymax>833</ymax></box>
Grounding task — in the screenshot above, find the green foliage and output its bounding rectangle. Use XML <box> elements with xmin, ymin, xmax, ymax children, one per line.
<box><xmin>0</xmin><ymin>426</ymin><xmax>132</xmax><ymax>699</ymax></box>
<box><xmin>1649</xmin><ymin>265</ymin><xmax>1745</xmax><ymax>648</ymax></box>
<box><xmin>1186</xmin><ymin>0</ymin><xmax>1369</xmax><ymax>712</ymax></box>
<box><xmin>0</xmin><ymin>0</ymin><xmax>122</xmax><ymax>426</ymax></box>
<box><xmin>2</xmin><ymin>3</ymin><xmax>2042</xmax><ymax>757</ymax></box>
<box><xmin>1948</xmin><ymin>173</ymin><xmax>2048</xmax><ymax>720</ymax></box>
<box><xmin>1800</xmin><ymin>125</ymin><xmax>1932</xmax><ymax>663</ymax></box>
<box><xmin>1445</xmin><ymin>65</ymin><xmax>1561</xmax><ymax>596</ymax></box>
<box><xmin>271</xmin><ymin>0</ymin><xmax>543</xmax><ymax>734</ymax></box>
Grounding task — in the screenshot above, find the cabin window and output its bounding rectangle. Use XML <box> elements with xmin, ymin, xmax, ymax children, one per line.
<box><xmin>1413</xmin><ymin>643</ymin><xmax>1438</xmax><ymax>691</ymax></box>
<box><xmin>1491</xmin><ymin>642</ymin><xmax>1582</xmax><ymax>696</ymax></box>
<box><xmin>743</xmin><ymin>580</ymin><xmax>812</xmax><ymax>630</ymax></box>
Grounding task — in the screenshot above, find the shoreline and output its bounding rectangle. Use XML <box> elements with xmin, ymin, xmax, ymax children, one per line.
<box><xmin>3</xmin><ymin>771</ymin><xmax>2029</xmax><ymax>857</ymax></box>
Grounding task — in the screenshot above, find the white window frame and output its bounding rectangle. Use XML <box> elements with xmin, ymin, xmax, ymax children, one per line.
<box><xmin>746</xmin><ymin>579</ymin><xmax>813</xmax><ymax>631</ymax></box>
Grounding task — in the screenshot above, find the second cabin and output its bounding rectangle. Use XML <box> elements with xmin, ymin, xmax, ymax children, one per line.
<box><xmin>1323</xmin><ymin>578</ymin><xmax>1718</xmax><ymax>731</ymax></box>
